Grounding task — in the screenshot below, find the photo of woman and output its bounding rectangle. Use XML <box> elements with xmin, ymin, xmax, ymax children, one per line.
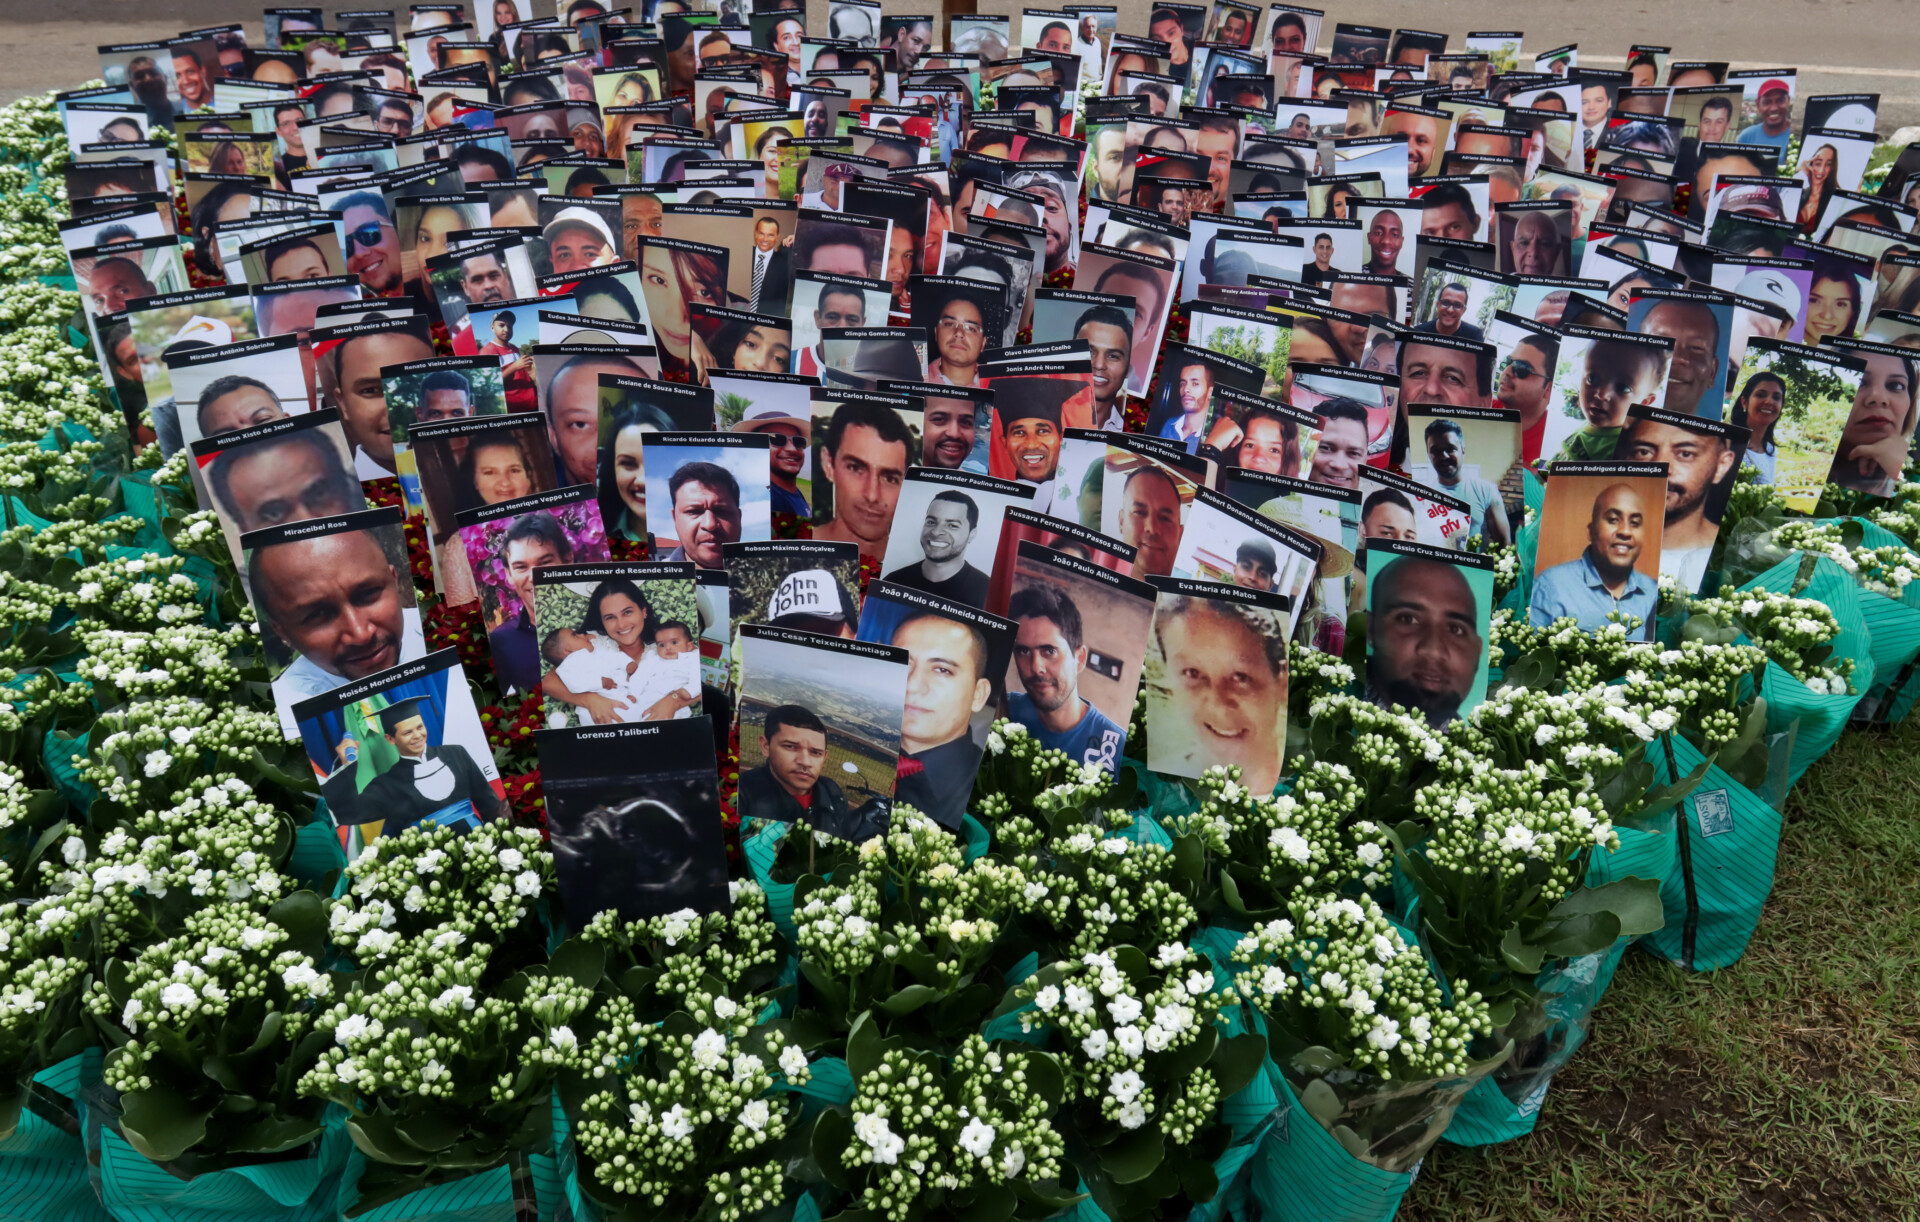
<box><xmin>1730</xmin><ymin>369</ymin><xmax>1785</xmax><ymax>483</ymax></box>
<box><xmin>439</xmin><ymin>431</ymin><xmax>548</xmax><ymax>604</ymax></box>
<box><xmin>1797</xmin><ymin>142</ymin><xmax>1839</xmax><ymax>232</ymax></box>
<box><xmin>1803</xmin><ymin>262</ymin><xmax>1863</xmax><ymax>349</ymax></box>
<box><xmin>640</xmin><ymin>239</ymin><xmax>728</xmax><ymax>380</ymax></box>
<box><xmin>596</xmin><ymin>397</ymin><xmax>679</xmax><ymax>543</ymax></box>
<box><xmin>1828</xmin><ymin>348</ymin><xmax>1917</xmax><ymax>498</ymax></box>
<box><xmin>539</xmin><ymin>576</ymin><xmax>702</xmax><ymax>724</ymax></box>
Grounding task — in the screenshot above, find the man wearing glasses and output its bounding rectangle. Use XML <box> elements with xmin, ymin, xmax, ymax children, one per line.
<box><xmin>337</xmin><ymin>192</ymin><xmax>403</xmax><ymax>296</ymax></box>
<box><xmin>733</xmin><ymin>407</ymin><xmax>810</xmax><ymax>516</ymax></box>
<box><xmin>1496</xmin><ymin>335</ymin><xmax>1558</xmax><ymax>466</ymax></box>
<box><xmin>929</xmin><ymin>293</ymin><xmax>987</xmax><ymax>387</ymax></box>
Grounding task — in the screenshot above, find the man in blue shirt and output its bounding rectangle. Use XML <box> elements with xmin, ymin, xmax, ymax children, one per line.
<box><xmin>1530</xmin><ymin>482</ymin><xmax>1660</xmax><ymax>640</ymax></box>
<box><xmin>1736</xmin><ymin>79</ymin><xmax>1794</xmax><ymax>154</ymax></box>
<box><xmin>1006</xmin><ymin>583</ymin><xmax>1127</xmax><ymax>774</ymax></box>
<box><xmin>1156</xmin><ymin>358</ymin><xmax>1215</xmax><ymax>449</ymax></box>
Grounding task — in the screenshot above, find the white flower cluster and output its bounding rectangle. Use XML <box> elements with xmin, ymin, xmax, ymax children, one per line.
<box><xmin>1234</xmin><ymin>892</ymin><xmax>1493</xmax><ymax>1080</ymax></box>
<box><xmin>841</xmin><ymin>1036</ymin><xmax>1063</xmax><ymax>1221</ymax></box>
<box><xmin>1025</xmin><ymin>943</ymin><xmax>1226</xmax><ymax>1136</ymax></box>
<box><xmin>328</xmin><ymin>823</ymin><xmax>554</xmax><ymax>961</ymax></box>
<box><xmin>1689</xmin><ymin>587</ymin><xmax>1853</xmax><ymax>692</ymax></box>
<box><xmin>1413</xmin><ymin>759</ymin><xmax>1616</xmax><ymax>902</ymax></box>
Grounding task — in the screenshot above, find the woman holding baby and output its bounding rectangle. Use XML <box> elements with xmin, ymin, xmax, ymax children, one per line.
<box><xmin>540</xmin><ymin>577</ymin><xmax>702</xmax><ymax>724</ymax></box>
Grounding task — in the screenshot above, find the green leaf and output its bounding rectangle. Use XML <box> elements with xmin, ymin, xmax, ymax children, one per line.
<box><xmin>1548</xmin><ymin>877</ymin><xmax>1665</xmax><ymax>939</ymax></box>
<box><xmin>1097</xmin><ymin>1123</ymin><xmax>1165</xmax><ymax>1184</ymax></box>
<box><xmin>267</xmin><ymin>890</ymin><xmax>328</xmax><ymax>960</ymax></box>
<box><xmin>546</xmin><ymin>938</ymin><xmax>607</xmax><ymax>990</ymax></box>
<box><xmin>1500</xmin><ymin>925</ymin><xmax>1546</xmax><ymax>975</ymax></box>
<box><xmin>119</xmin><ymin>1088</ymin><xmax>213</xmax><ymax>1163</ymax></box>
<box><xmin>875</xmin><ymin>983</ymin><xmax>942</xmax><ymax>1017</ymax></box>
<box><xmin>1170</xmin><ymin>834</ymin><xmax>1206</xmax><ymax>889</ymax></box>
<box><xmin>811</xmin><ymin>1107</ymin><xmax>853</xmax><ymax>1191</ymax></box>
<box><xmin>1020</xmin><ymin>1050</ymin><xmax>1065</xmax><ymax>1108</ymax></box>
<box><xmin>1639</xmin><ymin>753</ymin><xmax>1715</xmax><ymax>820</ymax></box>
<box><xmin>1297</xmin><ymin>1077</ymin><xmax>1344</xmax><ymax>1127</ymax></box>
<box><xmin>1208</xmin><ymin>1032</ymin><xmax>1267</xmax><ymax>1098</ymax></box>
<box><xmin>345</xmin><ymin>1112</ymin><xmax>425</xmax><ymax>1166</ymax></box>
<box><xmin>957</xmin><ymin>1181</ymin><xmax>1016</xmax><ymax>1222</ymax></box>
<box><xmin>394</xmin><ymin>1108</ymin><xmax>469</xmax><ymax>1153</ymax></box>
<box><xmin>226</xmin><ymin>1112</ymin><xmax>326</xmax><ymax>1155</ymax></box>
<box><xmin>845</xmin><ymin>1010</ymin><xmax>886</xmax><ymax>1081</ymax></box>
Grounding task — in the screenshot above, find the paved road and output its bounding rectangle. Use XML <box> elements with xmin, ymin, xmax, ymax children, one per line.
<box><xmin>3</xmin><ymin>0</ymin><xmax>1916</xmax><ymax>135</ymax></box>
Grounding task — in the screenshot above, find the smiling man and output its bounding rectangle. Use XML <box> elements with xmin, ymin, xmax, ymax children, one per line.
<box><xmin>1073</xmin><ymin>305</ymin><xmax>1132</xmax><ymax>427</ymax></box>
<box><xmin>885</xmin><ymin>489</ymin><xmax>989</xmax><ymax>606</ymax></box>
<box><xmin>338</xmin><ymin>192</ymin><xmax>403</xmax><ymax>295</ymax></box>
<box><xmin>321</xmin><ymin>695</ymin><xmax>509</xmax><ymax>839</ymax></box>
<box><xmin>888</xmin><ymin>610</ymin><xmax>992</xmax><ymax>828</ymax></box>
<box><xmin>1120</xmin><ymin>464</ymin><xmax>1183</xmax><ymax>577</ymax></box>
<box><xmin>1422</xmin><ymin>419</ymin><xmax>1511</xmax><ymax>545</ymax></box>
<box><xmin>1530</xmin><ymin>482</ymin><xmax>1659</xmax><ymax>638</ymax></box>
<box><xmin>251</xmin><ymin>525</ymin><xmax>426</xmax><ymax>707</ymax></box>
<box><xmin>1366</xmin><ymin>554</ymin><xmax>1484</xmax><ymax>728</ymax></box>
<box><xmin>1637</xmin><ymin>298</ymin><xmax>1723</xmax><ymax>417</ymax></box>
<box><xmin>995</xmin><ymin>377</ymin><xmax>1071</xmax><ymax>488</ymax></box>
<box><xmin>1007</xmin><ymin>582</ymin><xmax>1126</xmax><ymax>774</ymax></box>
<box><xmin>1153</xmin><ymin>594</ymin><xmax>1288</xmax><ymax>792</ymax></box>
<box><xmin>489</xmin><ymin>513</ymin><xmax>576</xmax><ymax>694</ymax></box>
<box><xmin>1363</xmin><ymin>209</ymin><xmax>1406</xmax><ymax>275</ymax></box>
<box><xmin>922</xmin><ymin>394</ymin><xmax>978</xmax><ymax>470</ymax></box>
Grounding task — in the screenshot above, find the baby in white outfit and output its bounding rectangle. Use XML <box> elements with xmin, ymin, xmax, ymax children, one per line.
<box><xmin>625</xmin><ymin>622</ymin><xmax>701</xmax><ymax>720</ymax></box>
<box><xmin>543</xmin><ymin>628</ymin><xmax>633</xmax><ymax>726</ymax></box>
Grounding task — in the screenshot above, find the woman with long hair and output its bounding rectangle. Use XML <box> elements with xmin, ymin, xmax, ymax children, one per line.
<box><xmin>405</xmin><ymin>201</ymin><xmax>475</xmax><ymax>288</ymax></box>
<box><xmin>1731</xmin><ymin>370</ymin><xmax>1787</xmax><ymax>483</ymax></box>
<box><xmin>540</xmin><ymin>576</ymin><xmax>694</xmax><ymax>723</ymax></box>
<box><xmin>1803</xmin><ymin>265</ymin><xmax>1862</xmax><ymax>348</ymax></box>
<box><xmin>1796</xmin><ymin>143</ymin><xmax>1839</xmax><ymax>232</ymax></box>
<box><xmin>1830</xmin><ymin>349</ymin><xmax>1917</xmax><ymax>497</ymax></box>
<box><xmin>639</xmin><ymin>240</ymin><xmax>726</xmax><ymax>380</ymax></box>
<box><xmin>703</xmin><ymin>320</ymin><xmax>792</xmax><ymax>376</ymax></box>
<box><xmin>1323</xmin><ymin>181</ymin><xmax>1365</xmax><ymax>221</ymax></box>
<box><xmin>440</xmin><ymin>433</ymin><xmax>541</xmax><ymax>605</ymax></box>
<box><xmin>595</xmin><ymin>398</ymin><xmax>678</xmax><ymax>542</ymax></box>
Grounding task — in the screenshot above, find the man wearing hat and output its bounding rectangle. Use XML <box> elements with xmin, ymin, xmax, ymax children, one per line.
<box><xmin>1232</xmin><ymin>539</ymin><xmax>1278</xmax><ymax>592</ymax></box>
<box><xmin>543</xmin><ymin>206</ymin><xmax>620</xmax><ymax>275</ymax></box>
<box><xmin>989</xmin><ymin>377</ymin><xmax>1079</xmax><ymax>487</ymax></box>
<box><xmin>733</xmin><ymin>406</ymin><xmax>810</xmax><ymax>516</ymax></box>
<box><xmin>322</xmin><ymin>695</ymin><xmax>510</xmax><ymax>838</ymax></box>
<box><xmin>1738</xmin><ymin>79</ymin><xmax>1794</xmax><ymax>154</ymax></box>
<box><xmin>885</xmin><ymin>489</ymin><xmax>990</xmax><ymax>607</ymax></box>
<box><xmin>765</xmin><ymin>568</ymin><xmax>858</xmax><ymax>638</ymax></box>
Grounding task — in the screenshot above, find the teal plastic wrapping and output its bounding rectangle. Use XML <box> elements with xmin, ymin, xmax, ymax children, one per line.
<box><xmin>1737</xmin><ymin>556</ymin><xmax>1874</xmax><ymax>785</ymax></box>
<box><xmin>89</xmin><ymin>1112</ymin><xmax>350</xmax><ymax>1222</ymax></box>
<box><xmin>0</xmin><ymin>1053</ymin><xmax>109</xmax><ymax>1222</ymax></box>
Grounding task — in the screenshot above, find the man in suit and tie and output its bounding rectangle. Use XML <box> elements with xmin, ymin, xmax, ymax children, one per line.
<box><xmin>748</xmin><ymin>217</ymin><xmax>792</xmax><ymax>314</ymax></box>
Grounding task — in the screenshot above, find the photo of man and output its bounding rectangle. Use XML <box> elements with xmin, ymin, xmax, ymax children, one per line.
<box><xmin>1144</xmin><ymin>580</ymin><xmax>1291</xmax><ymax>793</ymax></box>
<box><xmin>1628</xmin><ymin>293</ymin><xmax>1730</xmax><ymax>419</ymax></box>
<box><xmin>1415</xmin><ymin>417</ymin><xmax>1513</xmax><ymax>545</ymax></box>
<box><xmin>1074</xmin><ymin>244</ymin><xmax>1175</xmax><ymax>397</ymax></box>
<box><xmin>643</xmin><ymin>444</ymin><xmax>768</xmax><ymax>568</ymax></box>
<box><xmin>812</xmin><ymin>397</ymin><xmax>915</xmax><ymax>560</ymax></box>
<box><xmin>732</xmin><ymin>406</ymin><xmax>810</xmax><ymax>517</ymax></box>
<box><xmin>1074</xmin><ymin>304</ymin><xmax>1134</xmax><ymax>428</ymax></box>
<box><xmin>1004</xmin><ymin>553</ymin><xmax>1150</xmax><ymax>776</ymax></box>
<box><xmin>201</xmin><ymin>413</ymin><xmax>366</xmax><ymax>546</ymax></box>
<box><xmin>1159</xmin><ymin>357</ymin><xmax>1215</xmax><ymax>445</ymax></box>
<box><xmin>1364</xmin><ymin>541</ymin><xmax>1495</xmax><ymax>728</ymax></box>
<box><xmin>1399</xmin><ymin>338</ymin><xmax>1494</xmax><ymax>409</ymax></box>
<box><xmin>319</xmin><ymin>690</ymin><xmax>510</xmax><ymax>838</ymax></box>
<box><xmin>1529</xmin><ymin>465</ymin><xmax>1669</xmax><ymax>640</ymax></box>
<box><xmin>244</xmin><ymin>507</ymin><xmax>427</xmax><ymax>733</ymax></box>
<box><xmin>855</xmin><ymin>585</ymin><xmax>1015</xmax><ymax>828</ymax></box>
<box><xmin>920</xmin><ymin>390</ymin><xmax>982</xmax><ymax>472</ymax></box>
<box><xmin>735</xmin><ymin>624</ymin><xmax>906</xmax><ymax>840</ymax></box>
<box><xmin>1361</xmin><ymin>207</ymin><xmax>1407</xmax><ymax>276</ymax></box>
<box><xmin>1414</xmin><ymin>282</ymin><xmax>1485</xmax><ymax>342</ymax></box>
<box><xmin>883</xmin><ymin>488</ymin><xmax>991</xmax><ymax>606</ymax></box>
<box><xmin>1618</xmin><ymin>408</ymin><xmax>1747</xmax><ymax>594</ymax></box>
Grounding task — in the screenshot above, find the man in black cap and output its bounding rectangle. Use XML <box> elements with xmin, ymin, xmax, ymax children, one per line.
<box><xmin>322</xmin><ymin>696</ymin><xmax>510</xmax><ymax>838</ymax></box>
<box><xmin>739</xmin><ymin>703</ymin><xmax>884</xmax><ymax>839</ymax></box>
<box><xmin>1233</xmin><ymin>538</ymin><xmax>1279</xmax><ymax>592</ymax></box>
<box><xmin>884</xmin><ymin>489</ymin><xmax>990</xmax><ymax>607</ymax></box>
<box><xmin>994</xmin><ymin>376</ymin><xmax>1075</xmax><ymax>486</ymax></box>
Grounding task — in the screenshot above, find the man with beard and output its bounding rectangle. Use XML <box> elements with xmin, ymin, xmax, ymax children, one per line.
<box><xmin>83</xmin><ymin>257</ymin><xmax>157</xmax><ymax>318</ymax></box>
<box><xmin>1157</xmin><ymin>357</ymin><xmax>1215</xmax><ymax>446</ymax></box>
<box><xmin>814</xmin><ymin>399</ymin><xmax>913</xmax><ymax>560</ymax></box>
<box><xmin>928</xmin><ymin>292</ymin><xmax>988</xmax><ymax>386</ymax></box>
<box><xmin>322</xmin><ymin>696</ymin><xmax>508</xmax><ymax>838</ymax></box>
<box><xmin>1088</xmin><ymin>125</ymin><xmax>1126</xmax><ymax>202</ymax></box>
<box><xmin>1637</xmin><ymin>298</ymin><xmax>1723</xmax><ymax>417</ymax></box>
<box><xmin>1009</xmin><ymin>172</ymin><xmax>1075</xmax><ymax>276</ymax></box>
<box><xmin>1074</xmin><ymin>305</ymin><xmax>1132</xmax><ymax>428</ymax></box>
<box><xmin>922</xmin><ymin>394</ymin><xmax>978</xmax><ymax>470</ymax></box>
<box><xmin>734</xmin><ymin>408</ymin><xmax>810</xmax><ymax>516</ymax></box>
<box><xmin>1363</xmin><ymin>209</ymin><xmax>1406</xmax><ymax>276</ymax></box>
<box><xmin>994</xmin><ymin>377</ymin><xmax>1071</xmax><ymax>487</ymax></box>
<box><xmin>1365</xmin><ymin>555</ymin><xmax>1484</xmax><ymax>728</ymax></box>
<box><xmin>338</xmin><ymin>193</ymin><xmax>403</xmax><ymax>296</ymax></box>
<box><xmin>1119</xmin><ymin>464</ymin><xmax>1183</xmax><ymax>577</ymax></box>
<box><xmin>737</xmin><ymin>704</ymin><xmax>861</xmax><ymax>831</ymax></box>
<box><xmin>1530</xmin><ymin>482</ymin><xmax>1659</xmax><ymax>638</ymax></box>
<box><xmin>250</xmin><ymin>526</ymin><xmax>426</xmax><ymax>706</ymax></box>
<box><xmin>489</xmin><ymin>512</ymin><xmax>576</xmax><ymax>694</ymax></box>
<box><xmin>881</xmin><ymin>16</ymin><xmax>933</xmax><ymax>72</ymax></box>
<box><xmin>1414</xmin><ymin>282</ymin><xmax>1483</xmax><ymax>342</ymax></box>
<box><xmin>1384</xmin><ymin>110</ymin><xmax>1443</xmax><ymax>178</ymax></box>
<box><xmin>1738</xmin><ymin>79</ymin><xmax>1794</xmax><ymax>154</ymax></box>
<box><xmin>662</xmin><ymin>462</ymin><xmax>743</xmax><ymax>568</ymax></box>
<box><xmin>1619</xmin><ymin>415</ymin><xmax>1736</xmax><ymax>593</ymax></box>
<box><xmin>1007</xmin><ymin>582</ymin><xmax>1126</xmax><ymax>773</ymax></box>
<box><xmin>461</xmin><ymin>251</ymin><xmax>513</xmax><ymax>305</ymax></box>
<box><xmin>1194</xmin><ymin>116</ymin><xmax>1238</xmax><ymax>213</ymax></box>
<box><xmin>1422</xmin><ymin>419</ymin><xmax>1511</xmax><ymax>545</ymax></box>
<box><xmin>884</xmin><ymin>489</ymin><xmax>989</xmax><ymax>606</ymax></box>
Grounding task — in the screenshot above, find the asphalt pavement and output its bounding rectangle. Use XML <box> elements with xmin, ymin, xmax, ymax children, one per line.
<box><xmin>1</xmin><ymin>0</ymin><xmax>1915</xmax><ymax>135</ymax></box>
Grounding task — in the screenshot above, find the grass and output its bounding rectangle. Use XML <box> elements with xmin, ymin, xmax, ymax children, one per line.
<box><xmin>1398</xmin><ymin>718</ymin><xmax>1920</xmax><ymax>1222</ymax></box>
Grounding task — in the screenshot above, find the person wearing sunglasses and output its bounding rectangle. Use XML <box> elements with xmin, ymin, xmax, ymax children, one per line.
<box><xmin>732</xmin><ymin>408</ymin><xmax>810</xmax><ymax>516</ymax></box>
<box><xmin>1496</xmin><ymin>336</ymin><xmax>1559</xmax><ymax>466</ymax></box>
<box><xmin>338</xmin><ymin>192</ymin><xmax>403</xmax><ymax>296</ymax></box>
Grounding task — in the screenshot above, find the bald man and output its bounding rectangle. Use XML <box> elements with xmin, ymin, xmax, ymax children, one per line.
<box><xmin>1366</xmin><ymin>555</ymin><xmax>1485</xmax><ymax>728</ymax></box>
<box><xmin>1529</xmin><ymin>482</ymin><xmax>1659</xmax><ymax>638</ymax></box>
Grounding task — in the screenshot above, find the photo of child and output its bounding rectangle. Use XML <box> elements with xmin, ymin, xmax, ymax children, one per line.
<box><xmin>1539</xmin><ymin>325</ymin><xmax>1675</xmax><ymax>464</ymax></box>
<box><xmin>533</xmin><ymin>563</ymin><xmax>705</xmax><ymax>727</ymax></box>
